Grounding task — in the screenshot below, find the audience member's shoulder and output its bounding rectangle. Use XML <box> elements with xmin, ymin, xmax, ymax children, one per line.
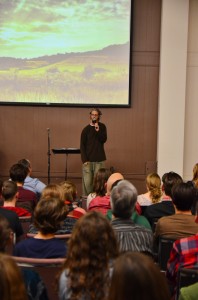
<box><xmin>0</xmin><ymin>207</ymin><xmax>19</xmax><ymax>218</ymax></box>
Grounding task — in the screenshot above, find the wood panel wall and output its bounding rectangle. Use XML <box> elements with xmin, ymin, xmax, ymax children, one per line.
<box><xmin>0</xmin><ymin>0</ymin><xmax>161</xmax><ymax>195</ymax></box>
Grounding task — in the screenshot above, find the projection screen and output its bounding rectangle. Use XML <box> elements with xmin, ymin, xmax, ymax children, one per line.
<box><xmin>0</xmin><ymin>0</ymin><xmax>132</xmax><ymax>107</ymax></box>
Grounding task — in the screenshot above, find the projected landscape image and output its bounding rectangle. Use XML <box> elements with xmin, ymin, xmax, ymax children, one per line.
<box><xmin>0</xmin><ymin>0</ymin><xmax>131</xmax><ymax>106</ymax></box>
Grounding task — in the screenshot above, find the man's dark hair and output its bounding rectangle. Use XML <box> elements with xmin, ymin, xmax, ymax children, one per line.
<box><xmin>2</xmin><ymin>180</ymin><xmax>17</xmax><ymax>200</ymax></box>
<box><xmin>18</xmin><ymin>159</ymin><xmax>31</xmax><ymax>170</ymax></box>
<box><xmin>9</xmin><ymin>163</ymin><xmax>28</xmax><ymax>184</ymax></box>
<box><xmin>172</xmin><ymin>181</ymin><xmax>196</xmax><ymax>211</ymax></box>
<box><xmin>162</xmin><ymin>171</ymin><xmax>183</xmax><ymax>197</ymax></box>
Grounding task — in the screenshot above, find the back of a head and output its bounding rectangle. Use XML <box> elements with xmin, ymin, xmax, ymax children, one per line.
<box><xmin>172</xmin><ymin>181</ymin><xmax>196</xmax><ymax>211</ymax></box>
<box><xmin>1</xmin><ymin>180</ymin><xmax>17</xmax><ymax>201</ymax></box>
<box><xmin>0</xmin><ymin>215</ymin><xmax>12</xmax><ymax>252</ymax></box>
<box><xmin>67</xmin><ymin>211</ymin><xmax>118</xmax><ymax>263</ymax></box>
<box><xmin>193</xmin><ymin>163</ymin><xmax>198</xmax><ymax>187</ymax></box>
<box><xmin>34</xmin><ymin>196</ymin><xmax>67</xmax><ymax>234</ymax></box>
<box><xmin>9</xmin><ymin>163</ymin><xmax>27</xmax><ymax>184</ymax></box>
<box><xmin>65</xmin><ymin>211</ymin><xmax>118</xmax><ymax>300</ymax></box>
<box><xmin>146</xmin><ymin>173</ymin><xmax>162</xmax><ymax>203</ymax></box>
<box><xmin>162</xmin><ymin>171</ymin><xmax>183</xmax><ymax>197</ymax></box>
<box><xmin>59</xmin><ymin>180</ymin><xmax>77</xmax><ymax>202</ymax></box>
<box><xmin>0</xmin><ymin>253</ymin><xmax>28</xmax><ymax>300</ymax></box>
<box><xmin>110</xmin><ymin>180</ymin><xmax>137</xmax><ymax>219</ymax></box>
<box><xmin>93</xmin><ymin>168</ymin><xmax>111</xmax><ymax>196</ymax></box>
<box><xmin>41</xmin><ymin>184</ymin><xmax>65</xmax><ymax>202</ymax></box>
<box><xmin>108</xmin><ymin>252</ymin><xmax>170</xmax><ymax>300</ymax></box>
<box><xmin>18</xmin><ymin>159</ymin><xmax>31</xmax><ymax>170</ymax></box>
<box><xmin>106</xmin><ymin>172</ymin><xmax>124</xmax><ymax>195</ymax></box>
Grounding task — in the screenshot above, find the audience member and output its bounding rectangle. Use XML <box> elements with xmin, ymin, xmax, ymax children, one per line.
<box><xmin>29</xmin><ymin>184</ymin><xmax>77</xmax><ymax>234</ymax></box>
<box><xmin>0</xmin><ymin>213</ymin><xmax>48</xmax><ymax>299</ymax></box>
<box><xmin>86</xmin><ymin>167</ymin><xmax>111</xmax><ymax>208</ymax></box>
<box><xmin>9</xmin><ymin>163</ymin><xmax>37</xmax><ymax>213</ymax></box>
<box><xmin>137</xmin><ymin>172</ymin><xmax>162</xmax><ymax>207</ymax></box>
<box><xmin>192</xmin><ymin>162</ymin><xmax>198</xmax><ymax>188</ymax></box>
<box><xmin>106</xmin><ymin>178</ymin><xmax>151</xmax><ymax>230</ymax></box>
<box><xmin>166</xmin><ymin>204</ymin><xmax>198</xmax><ymax>296</ymax></box>
<box><xmin>59</xmin><ymin>180</ymin><xmax>86</xmax><ymax>218</ymax></box>
<box><xmin>59</xmin><ymin>211</ymin><xmax>118</xmax><ymax>300</ymax></box>
<box><xmin>0</xmin><ymin>214</ymin><xmax>13</xmax><ymax>253</ymax></box>
<box><xmin>1</xmin><ymin>180</ymin><xmax>31</xmax><ymax>217</ymax></box>
<box><xmin>108</xmin><ymin>252</ymin><xmax>170</xmax><ymax>300</ymax></box>
<box><xmin>41</xmin><ymin>183</ymin><xmax>65</xmax><ymax>200</ymax></box>
<box><xmin>154</xmin><ymin>182</ymin><xmax>198</xmax><ymax>244</ymax></box>
<box><xmin>18</xmin><ymin>158</ymin><xmax>46</xmax><ymax>197</ymax></box>
<box><xmin>110</xmin><ymin>180</ymin><xmax>153</xmax><ymax>256</ymax></box>
<box><xmin>144</xmin><ymin>171</ymin><xmax>183</xmax><ymax>227</ymax></box>
<box><xmin>0</xmin><ymin>253</ymin><xmax>28</xmax><ymax>300</ymax></box>
<box><xmin>179</xmin><ymin>282</ymin><xmax>198</xmax><ymax>300</ymax></box>
<box><xmin>88</xmin><ymin>172</ymin><xmax>124</xmax><ymax>214</ymax></box>
<box><xmin>13</xmin><ymin>196</ymin><xmax>67</xmax><ymax>258</ymax></box>
<box><xmin>0</xmin><ymin>207</ymin><xmax>23</xmax><ymax>242</ymax></box>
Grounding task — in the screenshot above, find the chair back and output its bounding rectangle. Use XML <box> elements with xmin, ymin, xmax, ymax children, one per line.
<box><xmin>13</xmin><ymin>256</ymin><xmax>65</xmax><ymax>300</ymax></box>
<box><xmin>158</xmin><ymin>237</ymin><xmax>175</xmax><ymax>271</ymax></box>
<box><xmin>176</xmin><ymin>266</ymin><xmax>198</xmax><ymax>300</ymax></box>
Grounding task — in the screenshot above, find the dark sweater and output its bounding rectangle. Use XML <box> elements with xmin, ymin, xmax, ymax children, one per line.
<box><xmin>80</xmin><ymin>123</ymin><xmax>107</xmax><ymax>163</ymax></box>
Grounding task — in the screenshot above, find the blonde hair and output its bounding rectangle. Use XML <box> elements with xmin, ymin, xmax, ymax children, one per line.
<box><xmin>146</xmin><ymin>173</ymin><xmax>162</xmax><ymax>204</ymax></box>
<box><xmin>59</xmin><ymin>180</ymin><xmax>77</xmax><ymax>202</ymax></box>
<box><xmin>192</xmin><ymin>163</ymin><xmax>198</xmax><ymax>188</ymax></box>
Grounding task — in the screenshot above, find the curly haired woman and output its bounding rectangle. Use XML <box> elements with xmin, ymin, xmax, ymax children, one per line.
<box><xmin>59</xmin><ymin>211</ymin><xmax>118</xmax><ymax>300</ymax></box>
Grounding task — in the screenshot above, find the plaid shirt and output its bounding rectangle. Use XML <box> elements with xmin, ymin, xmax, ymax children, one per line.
<box><xmin>166</xmin><ymin>234</ymin><xmax>198</xmax><ymax>286</ymax></box>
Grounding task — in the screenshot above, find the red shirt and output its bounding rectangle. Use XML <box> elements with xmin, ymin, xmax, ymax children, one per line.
<box><xmin>2</xmin><ymin>206</ymin><xmax>31</xmax><ymax>217</ymax></box>
<box><xmin>88</xmin><ymin>195</ymin><xmax>111</xmax><ymax>215</ymax></box>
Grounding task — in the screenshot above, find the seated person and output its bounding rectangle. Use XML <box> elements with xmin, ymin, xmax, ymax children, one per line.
<box><xmin>59</xmin><ymin>180</ymin><xmax>86</xmax><ymax>218</ymax></box>
<box><xmin>108</xmin><ymin>252</ymin><xmax>170</xmax><ymax>300</ymax></box>
<box><xmin>0</xmin><ymin>253</ymin><xmax>28</xmax><ymax>300</ymax></box>
<box><xmin>18</xmin><ymin>158</ymin><xmax>46</xmax><ymax>198</ymax></box>
<box><xmin>179</xmin><ymin>282</ymin><xmax>198</xmax><ymax>300</ymax></box>
<box><xmin>106</xmin><ymin>178</ymin><xmax>151</xmax><ymax>230</ymax></box>
<box><xmin>58</xmin><ymin>211</ymin><xmax>118</xmax><ymax>300</ymax></box>
<box><xmin>0</xmin><ymin>207</ymin><xmax>23</xmax><ymax>242</ymax></box>
<box><xmin>137</xmin><ymin>173</ymin><xmax>163</xmax><ymax>207</ymax></box>
<box><xmin>0</xmin><ymin>214</ymin><xmax>13</xmax><ymax>253</ymax></box>
<box><xmin>1</xmin><ymin>180</ymin><xmax>31</xmax><ymax>217</ymax></box>
<box><xmin>86</xmin><ymin>168</ymin><xmax>111</xmax><ymax>209</ymax></box>
<box><xmin>192</xmin><ymin>162</ymin><xmax>198</xmax><ymax>188</ymax></box>
<box><xmin>13</xmin><ymin>196</ymin><xmax>67</xmax><ymax>258</ymax></box>
<box><xmin>10</xmin><ymin>163</ymin><xmax>37</xmax><ymax>213</ymax></box>
<box><xmin>29</xmin><ymin>184</ymin><xmax>77</xmax><ymax>234</ymax></box>
<box><xmin>166</xmin><ymin>214</ymin><xmax>198</xmax><ymax>296</ymax></box>
<box><xmin>154</xmin><ymin>181</ymin><xmax>198</xmax><ymax>246</ymax></box>
<box><xmin>0</xmin><ymin>216</ymin><xmax>48</xmax><ymax>299</ymax></box>
<box><xmin>111</xmin><ymin>180</ymin><xmax>153</xmax><ymax>256</ymax></box>
<box><xmin>144</xmin><ymin>171</ymin><xmax>183</xmax><ymax>227</ymax></box>
<box><xmin>88</xmin><ymin>172</ymin><xmax>124</xmax><ymax>215</ymax></box>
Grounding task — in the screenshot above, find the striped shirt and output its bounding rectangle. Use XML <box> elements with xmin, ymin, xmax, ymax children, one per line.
<box><xmin>111</xmin><ymin>218</ymin><xmax>153</xmax><ymax>255</ymax></box>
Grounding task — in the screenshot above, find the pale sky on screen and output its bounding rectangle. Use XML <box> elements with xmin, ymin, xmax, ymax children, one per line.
<box><xmin>0</xmin><ymin>0</ymin><xmax>131</xmax><ymax>58</ymax></box>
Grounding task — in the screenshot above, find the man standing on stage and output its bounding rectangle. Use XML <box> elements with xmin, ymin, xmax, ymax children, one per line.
<box><xmin>80</xmin><ymin>108</ymin><xmax>107</xmax><ymax>196</ymax></box>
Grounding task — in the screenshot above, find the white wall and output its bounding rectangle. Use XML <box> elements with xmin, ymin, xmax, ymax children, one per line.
<box><xmin>157</xmin><ymin>0</ymin><xmax>189</xmax><ymax>178</ymax></box>
<box><xmin>183</xmin><ymin>0</ymin><xmax>198</xmax><ymax>180</ymax></box>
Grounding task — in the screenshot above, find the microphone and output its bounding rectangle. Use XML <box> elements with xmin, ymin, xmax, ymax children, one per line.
<box><xmin>47</xmin><ymin>128</ymin><xmax>50</xmax><ymax>131</ymax></box>
<box><xmin>92</xmin><ymin>119</ymin><xmax>97</xmax><ymax>124</ymax></box>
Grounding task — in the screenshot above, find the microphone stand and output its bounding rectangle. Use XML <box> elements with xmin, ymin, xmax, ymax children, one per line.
<box><xmin>47</xmin><ymin>128</ymin><xmax>51</xmax><ymax>184</ymax></box>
